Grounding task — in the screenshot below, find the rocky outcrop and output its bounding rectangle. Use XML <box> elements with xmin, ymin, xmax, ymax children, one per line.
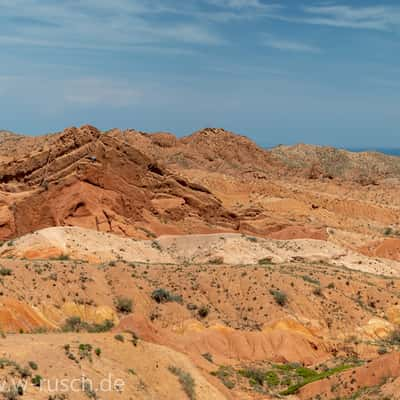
<box><xmin>0</xmin><ymin>126</ymin><xmax>238</xmax><ymax>239</ymax></box>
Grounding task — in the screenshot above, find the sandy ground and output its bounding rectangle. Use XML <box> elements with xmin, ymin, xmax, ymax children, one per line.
<box><xmin>2</xmin><ymin>227</ymin><xmax>400</xmax><ymax>278</ymax></box>
<box><xmin>0</xmin><ymin>332</ymin><xmax>227</xmax><ymax>400</ymax></box>
<box><xmin>2</xmin><ymin>127</ymin><xmax>400</xmax><ymax>399</ymax></box>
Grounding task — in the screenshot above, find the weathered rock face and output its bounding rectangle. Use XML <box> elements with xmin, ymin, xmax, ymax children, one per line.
<box><xmin>4</xmin><ymin>124</ymin><xmax>400</xmax><ymax>246</ymax></box>
<box><xmin>109</xmin><ymin>127</ymin><xmax>282</xmax><ymax>176</ymax></box>
<box><xmin>0</xmin><ymin>126</ymin><xmax>237</xmax><ymax>240</ymax></box>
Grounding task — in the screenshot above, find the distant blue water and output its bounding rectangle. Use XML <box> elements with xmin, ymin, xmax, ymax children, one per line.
<box><xmin>347</xmin><ymin>148</ymin><xmax>400</xmax><ymax>156</ymax></box>
<box><xmin>263</xmin><ymin>143</ymin><xmax>400</xmax><ymax>157</ymax></box>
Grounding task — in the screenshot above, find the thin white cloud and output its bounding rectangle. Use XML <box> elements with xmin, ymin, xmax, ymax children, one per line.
<box><xmin>206</xmin><ymin>0</ymin><xmax>274</xmax><ymax>9</ymax></box>
<box><xmin>301</xmin><ymin>5</ymin><xmax>400</xmax><ymax>31</ymax></box>
<box><xmin>203</xmin><ymin>0</ymin><xmax>282</xmax><ymax>20</ymax></box>
<box><xmin>263</xmin><ymin>35</ymin><xmax>320</xmax><ymax>53</ymax></box>
<box><xmin>0</xmin><ymin>0</ymin><xmax>226</xmax><ymax>50</ymax></box>
<box><xmin>0</xmin><ymin>35</ymin><xmax>196</xmax><ymax>55</ymax></box>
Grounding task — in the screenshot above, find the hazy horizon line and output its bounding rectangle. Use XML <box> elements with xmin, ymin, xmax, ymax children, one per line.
<box><xmin>2</xmin><ymin>125</ymin><xmax>400</xmax><ymax>154</ymax></box>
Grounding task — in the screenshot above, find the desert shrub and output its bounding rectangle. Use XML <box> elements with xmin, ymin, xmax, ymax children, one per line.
<box><xmin>115</xmin><ymin>297</ymin><xmax>133</xmax><ymax>314</ymax></box>
<box><xmin>313</xmin><ymin>287</ymin><xmax>322</xmax><ymax>296</ymax></box>
<box><xmin>258</xmin><ymin>257</ymin><xmax>273</xmax><ymax>265</ymax></box>
<box><xmin>389</xmin><ymin>329</ymin><xmax>400</xmax><ymax>345</ymax></box>
<box><xmin>95</xmin><ymin>348</ymin><xmax>101</xmax><ymax>357</ymax></box>
<box><xmin>384</xmin><ymin>227</ymin><xmax>393</xmax><ymax>236</ymax></box>
<box><xmin>239</xmin><ymin>368</ymin><xmax>280</xmax><ymax>388</ymax></box>
<box><xmin>151</xmin><ymin>241</ymin><xmax>162</xmax><ymax>251</ymax></box>
<box><xmin>209</xmin><ymin>257</ymin><xmax>223</xmax><ymax>265</ymax></box>
<box><xmin>114</xmin><ymin>334</ymin><xmax>124</xmax><ymax>342</ymax></box>
<box><xmin>302</xmin><ymin>275</ymin><xmax>320</xmax><ymax>285</ymax></box>
<box><xmin>151</xmin><ymin>288</ymin><xmax>182</xmax><ymax>304</ymax></box>
<box><xmin>130</xmin><ymin>332</ymin><xmax>139</xmax><ymax>346</ymax></box>
<box><xmin>31</xmin><ymin>327</ymin><xmax>48</xmax><ymax>334</ymax></box>
<box><xmin>62</xmin><ymin>316</ymin><xmax>82</xmax><ymax>332</ymax></box>
<box><xmin>53</xmin><ymin>254</ymin><xmax>70</xmax><ymax>261</ymax></box>
<box><xmin>3</xmin><ymin>386</ymin><xmax>19</xmax><ymax>400</ymax></box>
<box><xmin>201</xmin><ymin>353</ymin><xmax>213</xmax><ymax>363</ymax></box>
<box><xmin>78</xmin><ymin>344</ymin><xmax>93</xmax><ymax>360</ymax></box>
<box><xmin>280</xmin><ymin>363</ymin><xmax>358</xmax><ymax>395</ymax></box>
<box><xmin>210</xmin><ymin>366</ymin><xmax>235</xmax><ymax>389</ymax></box>
<box><xmin>221</xmin><ymin>379</ymin><xmax>235</xmax><ymax>389</ymax></box>
<box><xmin>327</xmin><ymin>282</ymin><xmax>335</xmax><ymax>289</ymax></box>
<box><xmin>265</xmin><ymin>371</ymin><xmax>280</xmax><ymax>387</ymax></box>
<box><xmin>87</xmin><ymin>319</ymin><xmax>114</xmax><ymax>333</ymax></box>
<box><xmin>0</xmin><ymin>268</ymin><xmax>12</xmax><ymax>276</ymax></box>
<box><xmin>83</xmin><ymin>381</ymin><xmax>97</xmax><ymax>399</ymax></box>
<box><xmin>18</xmin><ymin>366</ymin><xmax>31</xmax><ymax>378</ymax></box>
<box><xmin>378</xmin><ymin>347</ymin><xmax>388</xmax><ymax>355</ymax></box>
<box><xmin>49</xmin><ymin>272</ymin><xmax>58</xmax><ymax>281</ymax></box>
<box><xmin>62</xmin><ymin>317</ymin><xmax>114</xmax><ymax>333</ymax></box>
<box><xmin>239</xmin><ymin>368</ymin><xmax>268</xmax><ymax>386</ymax></box>
<box><xmin>28</xmin><ymin>361</ymin><xmax>38</xmax><ymax>370</ymax></box>
<box><xmin>270</xmin><ymin>289</ymin><xmax>287</xmax><ymax>306</ymax></box>
<box><xmin>31</xmin><ymin>375</ymin><xmax>43</xmax><ymax>387</ymax></box>
<box><xmin>198</xmin><ymin>306</ymin><xmax>209</xmax><ymax>318</ymax></box>
<box><xmin>139</xmin><ymin>227</ymin><xmax>156</xmax><ymax>238</ymax></box>
<box><xmin>169</xmin><ymin>366</ymin><xmax>196</xmax><ymax>400</ymax></box>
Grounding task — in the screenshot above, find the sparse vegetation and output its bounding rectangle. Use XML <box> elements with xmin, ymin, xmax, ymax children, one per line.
<box><xmin>209</xmin><ymin>257</ymin><xmax>223</xmax><ymax>265</ymax></box>
<box><xmin>258</xmin><ymin>257</ymin><xmax>273</xmax><ymax>265</ymax></box>
<box><xmin>198</xmin><ymin>306</ymin><xmax>209</xmax><ymax>318</ymax></box>
<box><xmin>388</xmin><ymin>329</ymin><xmax>400</xmax><ymax>345</ymax></box>
<box><xmin>31</xmin><ymin>374</ymin><xmax>43</xmax><ymax>387</ymax></box>
<box><xmin>115</xmin><ymin>297</ymin><xmax>133</xmax><ymax>314</ymax></box>
<box><xmin>130</xmin><ymin>332</ymin><xmax>139</xmax><ymax>346</ymax></box>
<box><xmin>378</xmin><ymin>346</ymin><xmax>388</xmax><ymax>355</ymax></box>
<box><xmin>151</xmin><ymin>241</ymin><xmax>162</xmax><ymax>251</ymax></box>
<box><xmin>83</xmin><ymin>381</ymin><xmax>98</xmax><ymax>399</ymax></box>
<box><xmin>62</xmin><ymin>317</ymin><xmax>114</xmax><ymax>333</ymax></box>
<box><xmin>211</xmin><ymin>366</ymin><xmax>235</xmax><ymax>389</ymax></box>
<box><xmin>201</xmin><ymin>353</ymin><xmax>213</xmax><ymax>363</ymax></box>
<box><xmin>313</xmin><ymin>287</ymin><xmax>322</xmax><ymax>296</ymax></box>
<box><xmin>278</xmin><ymin>362</ymin><xmax>362</xmax><ymax>395</ymax></box>
<box><xmin>0</xmin><ymin>267</ymin><xmax>12</xmax><ymax>276</ymax></box>
<box><xmin>169</xmin><ymin>366</ymin><xmax>196</xmax><ymax>400</ymax></box>
<box><xmin>3</xmin><ymin>386</ymin><xmax>20</xmax><ymax>400</ymax></box>
<box><xmin>114</xmin><ymin>334</ymin><xmax>124</xmax><ymax>342</ymax></box>
<box><xmin>270</xmin><ymin>289</ymin><xmax>287</xmax><ymax>306</ymax></box>
<box><xmin>239</xmin><ymin>367</ymin><xmax>278</xmax><ymax>387</ymax></box>
<box><xmin>28</xmin><ymin>361</ymin><xmax>38</xmax><ymax>370</ymax></box>
<box><xmin>52</xmin><ymin>254</ymin><xmax>70</xmax><ymax>261</ymax></box>
<box><xmin>384</xmin><ymin>227</ymin><xmax>393</xmax><ymax>236</ymax></box>
<box><xmin>151</xmin><ymin>288</ymin><xmax>182</xmax><ymax>304</ymax></box>
<box><xmin>78</xmin><ymin>344</ymin><xmax>93</xmax><ymax>361</ymax></box>
<box><xmin>302</xmin><ymin>275</ymin><xmax>320</xmax><ymax>285</ymax></box>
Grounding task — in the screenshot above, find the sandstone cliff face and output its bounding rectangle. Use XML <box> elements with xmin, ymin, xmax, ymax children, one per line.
<box><xmin>3</xmin><ymin>125</ymin><xmax>400</xmax><ymax>252</ymax></box>
<box><xmin>109</xmin><ymin>127</ymin><xmax>282</xmax><ymax>177</ymax></box>
<box><xmin>2</xmin><ymin>125</ymin><xmax>400</xmax><ymax>399</ymax></box>
<box><xmin>0</xmin><ymin>126</ymin><xmax>237</xmax><ymax>240</ymax></box>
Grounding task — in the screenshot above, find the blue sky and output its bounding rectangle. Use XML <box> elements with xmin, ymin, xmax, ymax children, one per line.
<box><xmin>1</xmin><ymin>0</ymin><xmax>400</xmax><ymax>147</ymax></box>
